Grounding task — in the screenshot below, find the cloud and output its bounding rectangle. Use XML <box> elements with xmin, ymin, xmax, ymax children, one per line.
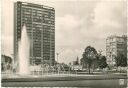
<box><xmin>1</xmin><ymin>0</ymin><xmax>13</xmax><ymax>56</ymax></box>
<box><xmin>1</xmin><ymin>36</ymin><xmax>13</xmax><ymax>56</ymax></box>
<box><xmin>2</xmin><ymin>0</ymin><xmax>126</xmax><ymax>64</ymax></box>
<box><xmin>92</xmin><ymin>1</ymin><xmax>127</xmax><ymax>38</ymax></box>
<box><xmin>55</xmin><ymin>1</ymin><xmax>127</xmax><ymax>64</ymax></box>
<box><xmin>56</xmin><ymin>45</ymin><xmax>83</xmax><ymax>64</ymax></box>
<box><xmin>56</xmin><ymin>14</ymin><xmax>81</xmax><ymax>46</ymax></box>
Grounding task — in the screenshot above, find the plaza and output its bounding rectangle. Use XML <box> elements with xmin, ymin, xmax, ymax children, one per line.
<box><xmin>1</xmin><ymin>0</ymin><xmax>127</xmax><ymax>88</ymax></box>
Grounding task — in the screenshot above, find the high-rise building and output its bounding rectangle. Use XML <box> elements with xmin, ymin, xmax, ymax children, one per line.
<box><xmin>106</xmin><ymin>35</ymin><xmax>127</xmax><ymax>66</ymax></box>
<box><xmin>14</xmin><ymin>1</ymin><xmax>55</xmax><ymax>65</ymax></box>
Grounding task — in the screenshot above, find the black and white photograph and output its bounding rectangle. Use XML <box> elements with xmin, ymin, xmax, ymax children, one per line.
<box><xmin>1</xmin><ymin>0</ymin><xmax>127</xmax><ymax>87</ymax></box>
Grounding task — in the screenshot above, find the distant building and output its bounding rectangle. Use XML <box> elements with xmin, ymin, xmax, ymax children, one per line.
<box><xmin>70</xmin><ymin>57</ymin><xmax>82</xmax><ymax>71</ymax></box>
<box><xmin>70</xmin><ymin>56</ymin><xmax>79</xmax><ymax>65</ymax></box>
<box><xmin>14</xmin><ymin>1</ymin><xmax>55</xmax><ymax>66</ymax></box>
<box><xmin>106</xmin><ymin>35</ymin><xmax>127</xmax><ymax>66</ymax></box>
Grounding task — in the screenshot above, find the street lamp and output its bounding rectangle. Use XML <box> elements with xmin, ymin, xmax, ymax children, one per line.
<box><xmin>11</xmin><ymin>54</ymin><xmax>14</xmax><ymax>73</ymax></box>
<box><xmin>56</xmin><ymin>49</ymin><xmax>64</xmax><ymax>74</ymax></box>
<box><xmin>56</xmin><ymin>49</ymin><xmax>64</xmax><ymax>63</ymax></box>
<box><xmin>56</xmin><ymin>53</ymin><xmax>60</xmax><ymax>74</ymax></box>
<box><xmin>56</xmin><ymin>53</ymin><xmax>59</xmax><ymax>63</ymax></box>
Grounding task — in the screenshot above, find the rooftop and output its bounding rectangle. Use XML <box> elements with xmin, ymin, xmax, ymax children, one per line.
<box><xmin>106</xmin><ymin>35</ymin><xmax>127</xmax><ymax>40</ymax></box>
<box><xmin>15</xmin><ymin>1</ymin><xmax>55</xmax><ymax>10</ymax></box>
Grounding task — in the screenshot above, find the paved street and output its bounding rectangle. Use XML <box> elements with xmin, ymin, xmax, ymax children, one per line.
<box><xmin>2</xmin><ymin>74</ymin><xmax>127</xmax><ymax>88</ymax></box>
<box><xmin>2</xmin><ymin>79</ymin><xmax>127</xmax><ymax>88</ymax></box>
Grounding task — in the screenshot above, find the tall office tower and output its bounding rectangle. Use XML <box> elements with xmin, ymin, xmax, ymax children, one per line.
<box><xmin>106</xmin><ymin>35</ymin><xmax>127</xmax><ymax>66</ymax></box>
<box><xmin>14</xmin><ymin>1</ymin><xmax>55</xmax><ymax>65</ymax></box>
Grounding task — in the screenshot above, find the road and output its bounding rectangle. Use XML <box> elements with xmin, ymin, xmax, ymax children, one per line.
<box><xmin>2</xmin><ymin>79</ymin><xmax>127</xmax><ymax>88</ymax></box>
<box><xmin>2</xmin><ymin>73</ymin><xmax>127</xmax><ymax>88</ymax></box>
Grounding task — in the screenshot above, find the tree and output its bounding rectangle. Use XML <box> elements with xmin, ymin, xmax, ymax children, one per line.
<box><xmin>115</xmin><ymin>53</ymin><xmax>127</xmax><ymax>67</ymax></box>
<box><xmin>1</xmin><ymin>55</ymin><xmax>12</xmax><ymax>71</ymax></box>
<box><xmin>2</xmin><ymin>55</ymin><xmax>12</xmax><ymax>63</ymax></box>
<box><xmin>1</xmin><ymin>63</ymin><xmax>4</xmax><ymax>71</ymax></box>
<box><xmin>98</xmin><ymin>56</ymin><xmax>108</xmax><ymax>69</ymax></box>
<box><xmin>82</xmin><ymin>46</ymin><xmax>98</xmax><ymax>74</ymax></box>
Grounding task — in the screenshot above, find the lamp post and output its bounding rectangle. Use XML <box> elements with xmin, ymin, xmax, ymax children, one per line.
<box><xmin>56</xmin><ymin>48</ymin><xmax>64</xmax><ymax>63</ymax></box>
<box><xmin>11</xmin><ymin>54</ymin><xmax>14</xmax><ymax>73</ymax></box>
<box><xmin>56</xmin><ymin>49</ymin><xmax>64</xmax><ymax>74</ymax></box>
<box><xmin>56</xmin><ymin>53</ymin><xmax>59</xmax><ymax>63</ymax></box>
<box><xmin>56</xmin><ymin>53</ymin><xmax>59</xmax><ymax>74</ymax></box>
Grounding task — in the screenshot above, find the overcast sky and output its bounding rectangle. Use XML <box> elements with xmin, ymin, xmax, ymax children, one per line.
<box><xmin>1</xmin><ymin>0</ymin><xmax>127</xmax><ymax>64</ymax></box>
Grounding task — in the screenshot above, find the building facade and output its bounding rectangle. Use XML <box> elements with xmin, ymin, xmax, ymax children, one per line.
<box><xmin>14</xmin><ymin>1</ymin><xmax>55</xmax><ymax>65</ymax></box>
<box><xmin>106</xmin><ymin>35</ymin><xmax>127</xmax><ymax>66</ymax></box>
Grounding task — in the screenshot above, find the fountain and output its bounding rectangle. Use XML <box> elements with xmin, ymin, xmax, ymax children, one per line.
<box><xmin>2</xmin><ymin>24</ymin><xmax>71</xmax><ymax>78</ymax></box>
<box><xmin>18</xmin><ymin>24</ymin><xmax>30</xmax><ymax>75</ymax></box>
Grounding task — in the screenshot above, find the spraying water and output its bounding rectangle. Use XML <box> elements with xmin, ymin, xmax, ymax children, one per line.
<box><xmin>18</xmin><ymin>25</ymin><xmax>30</xmax><ymax>75</ymax></box>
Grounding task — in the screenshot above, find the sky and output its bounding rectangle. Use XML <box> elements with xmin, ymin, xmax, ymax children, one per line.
<box><xmin>1</xmin><ymin>0</ymin><xmax>127</xmax><ymax>64</ymax></box>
